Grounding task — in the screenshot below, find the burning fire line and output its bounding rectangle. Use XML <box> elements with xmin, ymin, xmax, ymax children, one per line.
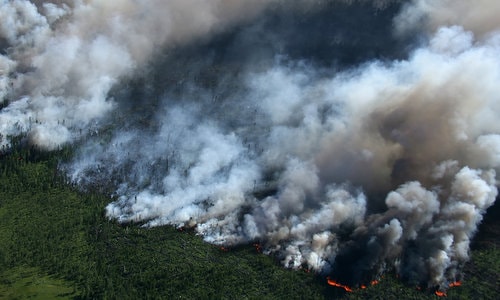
<box><xmin>327</xmin><ymin>275</ymin><xmax>461</xmax><ymax>296</ymax></box>
<box><xmin>327</xmin><ymin>277</ymin><xmax>382</xmax><ymax>293</ymax></box>
<box><xmin>326</xmin><ymin>278</ymin><xmax>353</xmax><ymax>292</ymax></box>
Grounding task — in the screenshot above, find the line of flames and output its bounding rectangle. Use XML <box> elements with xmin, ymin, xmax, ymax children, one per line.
<box><xmin>215</xmin><ymin>244</ymin><xmax>461</xmax><ymax>297</ymax></box>
<box><xmin>326</xmin><ymin>278</ymin><xmax>379</xmax><ymax>292</ymax></box>
<box><xmin>327</xmin><ymin>277</ymin><xmax>462</xmax><ymax>297</ymax></box>
<box><xmin>326</xmin><ymin>278</ymin><xmax>353</xmax><ymax>292</ymax></box>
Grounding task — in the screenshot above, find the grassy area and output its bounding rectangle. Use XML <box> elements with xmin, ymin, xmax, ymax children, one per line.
<box><xmin>0</xmin><ymin>267</ymin><xmax>78</xmax><ymax>299</ymax></box>
<box><xmin>0</xmin><ymin>147</ymin><xmax>498</xmax><ymax>299</ymax></box>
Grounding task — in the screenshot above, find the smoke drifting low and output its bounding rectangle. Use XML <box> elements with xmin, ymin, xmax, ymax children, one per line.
<box><xmin>1</xmin><ymin>0</ymin><xmax>499</xmax><ymax>292</ymax></box>
<box><xmin>0</xmin><ymin>0</ymin><xmax>286</xmax><ymax>149</ymax></box>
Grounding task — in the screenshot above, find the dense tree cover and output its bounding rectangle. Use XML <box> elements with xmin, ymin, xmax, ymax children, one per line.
<box><xmin>0</xmin><ymin>144</ymin><xmax>498</xmax><ymax>299</ymax></box>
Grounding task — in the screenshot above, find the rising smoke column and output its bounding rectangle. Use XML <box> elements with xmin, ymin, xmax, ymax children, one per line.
<box><xmin>2</xmin><ymin>0</ymin><xmax>500</xmax><ymax>293</ymax></box>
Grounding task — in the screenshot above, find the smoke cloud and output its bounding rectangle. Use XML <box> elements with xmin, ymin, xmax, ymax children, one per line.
<box><xmin>1</xmin><ymin>0</ymin><xmax>499</xmax><ymax>293</ymax></box>
<box><xmin>395</xmin><ymin>0</ymin><xmax>500</xmax><ymax>38</ymax></box>
<box><xmin>0</xmin><ymin>0</ymin><xmax>289</xmax><ymax>149</ymax></box>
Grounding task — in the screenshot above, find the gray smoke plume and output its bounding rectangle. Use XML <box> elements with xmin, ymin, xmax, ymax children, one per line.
<box><xmin>1</xmin><ymin>0</ymin><xmax>499</xmax><ymax>293</ymax></box>
<box><xmin>0</xmin><ymin>0</ymin><xmax>289</xmax><ymax>149</ymax></box>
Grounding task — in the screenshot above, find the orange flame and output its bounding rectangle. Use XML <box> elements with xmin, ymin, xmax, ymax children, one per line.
<box><xmin>219</xmin><ymin>246</ymin><xmax>229</xmax><ymax>252</ymax></box>
<box><xmin>326</xmin><ymin>277</ymin><xmax>353</xmax><ymax>292</ymax></box>
<box><xmin>253</xmin><ymin>243</ymin><xmax>262</xmax><ymax>253</ymax></box>
<box><xmin>357</xmin><ymin>279</ymin><xmax>379</xmax><ymax>290</ymax></box>
<box><xmin>433</xmin><ymin>281</ymin><xmax>462</xmax><ymax>297</ymax></box>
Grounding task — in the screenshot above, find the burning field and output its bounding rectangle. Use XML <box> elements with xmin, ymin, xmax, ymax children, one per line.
<box><xmin>1</xmin><ymin>0</ymin><xmax>500</xmax><ymax>296</ymax></box>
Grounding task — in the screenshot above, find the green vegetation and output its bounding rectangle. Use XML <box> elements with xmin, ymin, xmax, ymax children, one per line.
<box><xmin>0</xmin><ymin>146</ymin><xmax>498</xmax><ymax>299</ymax></box>
<box><xmin>0</xmin><ymin>267</ymin><xmax>77</xmax><ymax>299</ymax></box>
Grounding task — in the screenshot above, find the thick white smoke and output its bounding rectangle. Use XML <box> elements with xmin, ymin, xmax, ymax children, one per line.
<box><xmin>2</xmin><ymin>0</ymin><xmax>499</xmax><ymax>292</ymax></box>
<box><xmin>0</xmin><ymin>0</ymin><xmax>288</xmax><ymax>149</ymax></box>
<box><xmin>396</xmin><ymin>0</ymin><xmax>500</xmax><ymax>39</ymax></box>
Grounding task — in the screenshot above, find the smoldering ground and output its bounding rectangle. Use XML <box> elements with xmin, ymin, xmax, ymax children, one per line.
<box><xmin>1</xmin><ymin>0</ymin><xmax>500</xmax><ymax>292</ymax></box>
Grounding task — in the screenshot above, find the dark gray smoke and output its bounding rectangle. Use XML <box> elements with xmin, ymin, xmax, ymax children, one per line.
<box><xmin>1</xmin><ymin>0</ymin><xmax>499</xmax><ymax>292</ymax></box>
